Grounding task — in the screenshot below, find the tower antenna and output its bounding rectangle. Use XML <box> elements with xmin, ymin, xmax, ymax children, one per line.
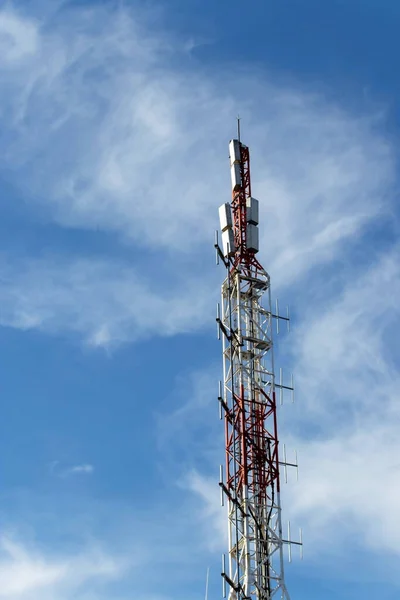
<box><xmin>215</xmin><ymin>135</ymin><xmax>301</xmax><ymax>599</ymax></box>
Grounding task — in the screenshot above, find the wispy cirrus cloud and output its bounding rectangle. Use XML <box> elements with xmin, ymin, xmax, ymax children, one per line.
<box><xmin>50</xmin><ymin>461</ymin><xmax>94</xmax><ymax>478</ymax></box>
<box><xmin>281</xmin><ymin>245</ymin><xmax>400</xmax><ymax>558</ymax></box>
<box><xmin>0</xmin><ymin>535</ymin><xmax>125</xmax><ymax>599</ymax></box>
<box><xmin>66</xmin><ymin>464</ymin><xmax>94</xmax><ymax>476</ymax></box>
<box><xmin>0</xmin><ymin>2</ymin><xmax>396</xmax><ymax>348</ymax></box>
<box><xmin>0</xmin><ymin>486</ymin><xmax>221</xmax><ymax>600</ymax></box>
<box><xmin>1</xmin><ymin>1</ymin><xmax>400</xmax><ymax>590</ymax></box>
<box><xmin>0</xmin><ymin>256</ymin><xmax>214</xmax><ymax>347</ymax></box>
<box><xmin>162</xmin><ymin>246</ymin><xmax>400</xmax><ymax>577</ymax></box>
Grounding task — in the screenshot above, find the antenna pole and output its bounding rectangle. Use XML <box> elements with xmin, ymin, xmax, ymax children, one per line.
<box><xmin>216</xmin><ymin>134</ymin><xmax>300</xmax><ymax>599</ymax></box>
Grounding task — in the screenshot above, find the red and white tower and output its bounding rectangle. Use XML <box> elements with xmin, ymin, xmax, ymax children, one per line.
<box><xmin>216</xmin><ymin>136</ymin><xmax>299</xmax><ymax>600</ymax></box>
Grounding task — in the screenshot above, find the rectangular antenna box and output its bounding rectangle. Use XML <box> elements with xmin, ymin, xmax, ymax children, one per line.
<box><xmin>246</xmin><ymin>197</ymin><xmax>259</xmax><ymax>225</ymax></box>
<box><xmin>247</xmin><ymin>223</ymin><xmax>259</xmax><ymax>253</ymax></box>
<box><xmin>230</xmin><ymin>162</ymin><xmax>241</xmax><ymax>191</ymax></box>
<box><xmin>229</xmin><ymin>139</ymin><xmax>241</xmax><ymax>164</ymax></box>
<box><xmin>222</xmin><ymin>229</ymin><xmax>235</xmax><ymax>256</ymax></box>
<box><xmin>219</xmin><ymin>203</ymin><xmax>233</xmax><ymax>232</ymax></box>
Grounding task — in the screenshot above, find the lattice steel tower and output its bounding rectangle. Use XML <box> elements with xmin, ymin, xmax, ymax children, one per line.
<box><xmin>215</xmin><ymin>136</ymin><xmax>299</xmax><ymax>600</ymax></box>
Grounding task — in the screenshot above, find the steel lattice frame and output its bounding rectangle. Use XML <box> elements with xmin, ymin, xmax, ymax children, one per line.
<box><xmin>218</xmin><ymin>141</ymin><xmax>290</xmax><ymax>600</ymax></box>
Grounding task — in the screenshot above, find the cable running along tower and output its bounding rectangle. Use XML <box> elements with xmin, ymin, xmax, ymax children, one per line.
<box><xmin>215</xmin><ymin>135</ymin><xmax>298</xmax><ymax>600</ymax></box>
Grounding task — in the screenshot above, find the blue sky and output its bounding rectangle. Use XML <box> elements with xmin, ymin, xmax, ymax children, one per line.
<box><xmin>0</xmin><ymin>0</ymin><xmax>399</xmax><ymax>598</ymax></box>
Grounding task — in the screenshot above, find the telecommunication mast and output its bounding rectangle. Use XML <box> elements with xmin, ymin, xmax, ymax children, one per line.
<box><xmin>215</xmin><ymin>134</ymin><xmax>300</xmax><ymax>600</ymax></box>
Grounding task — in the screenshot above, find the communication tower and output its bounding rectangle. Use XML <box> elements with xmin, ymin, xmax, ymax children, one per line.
<box><xmin>215</xmin><ymin>135</ymin><xmax>300</xmax><ymax>600</ymax></box>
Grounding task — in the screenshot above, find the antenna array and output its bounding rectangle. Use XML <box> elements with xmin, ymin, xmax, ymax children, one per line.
<box><xmin>214</xmin><ymin>137</ymin><xmax>301</xmax><ymax>600</ymax></box>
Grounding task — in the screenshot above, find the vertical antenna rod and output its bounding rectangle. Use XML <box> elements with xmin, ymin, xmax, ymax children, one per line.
<box><xmin>217</xmin><ymin>137</ymin><xmax>293</xmax><ymax>599</ymax></box>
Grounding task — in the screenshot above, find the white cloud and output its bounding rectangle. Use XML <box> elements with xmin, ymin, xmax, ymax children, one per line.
<box><xmin>50</xmin><ymin>462</ymin><xmax>94</xmax><ymax>477</ymax></box>
<box><xmin>0</xmin><ymin>1</ymin><xmax>395</xmax><ymax>270</ymax></box>
<box><xmin>0</xmin><ymin>1</ymin><xmax>394</xmax><ymax>347</ymax></box>
<box><xmin>0</xmin><ymin>487</ymin><xmax>221</xmax><ymax>600</ymax></box>
<box><xmin>164</xmin><ymin>246</ymin><xmax>400</xmax><ymax>577</ymax></box>
<box><xmin>285</xmin><ymin>418</ymin><xmax>400</xmax><ymax>558</ymax></box>
<box><xmin>0</xmin><ymin>256</ymin><xmax>215</xmax><ymax>347</ymax></box>
<box><xmin>66</xmin><ymin>464</ymin><xmax>94</xmax><ymax>475</ymax></box>
<box><xmin>291</xmin><ymin>246</ymin><xmax>400</xmax><ymax>417</ymax></box>
<box><xmin>185</xmin><ymin>470</ymin><xmax>226</xmax><ymax>552</ymax></box>
<box><xmin>0</xmin><ymin>8</ymin><xmax>39</xmax><ymax>64</ymax></box>
<box><xmin>0</xmin><ymin>535</ymin><xmax>125</xmax><ymax>599</ymax></box>
<box><xmin>279</xmin><ymin>246</ymin><xmax>400</xmax><ymax>558</ymax></box>
<box><xmin>0</xmin><ymin>1</ymin><xmax>399</xmax><ymax>582</ymax></box>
